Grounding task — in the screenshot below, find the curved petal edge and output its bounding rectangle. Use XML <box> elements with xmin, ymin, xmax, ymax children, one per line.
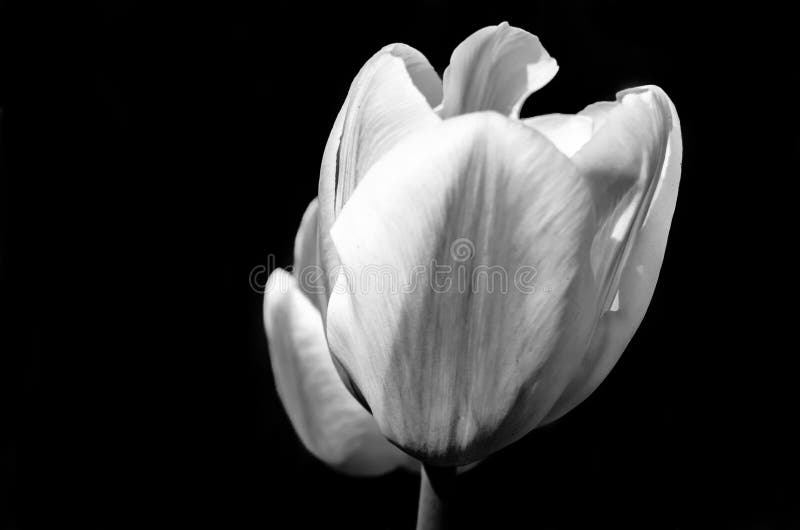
<box><xmin>545</xmin><ymin>86</ymin><xmax>682</xmax><ymax>423</ymax></box>
<box><xmin>263</xmin><ymin>268</ymin><xmax>415</xmax><ymax>475</ymax></box>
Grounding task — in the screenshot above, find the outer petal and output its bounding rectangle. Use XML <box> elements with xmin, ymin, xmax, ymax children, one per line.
<box><xmin>439</xmin><ymin>22</ymin><xmax>558</xmax><ymax>119</ymax></box>
<box><xmin>292</xmin><ymin>198</ymin><xmax>328</xmax><ymax>315</ymax></box>
<box><xmin>317</xmin><ymin>44</ymin><xmax>442</xmax><ymax>317</ymax></box>
<box><xmin>263</xmin><ymin>269</ymin><xmax>414</xmax><ymax>475</ymax></box>
<box><xmin>544</xmin><ymin>86</ymin><xmax>682</xmax><ymax>423</ymax></box>
<box><xmin>326</xmin><ymin>112</ymin><xmax>597</xmax><ymax>465</ymax></box>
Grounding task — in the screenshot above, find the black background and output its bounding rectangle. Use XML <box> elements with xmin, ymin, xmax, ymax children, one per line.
<box><xmin>2</xmin><ymin>1</ymin><xmax>797</xmax><ymax>528</ymax></box>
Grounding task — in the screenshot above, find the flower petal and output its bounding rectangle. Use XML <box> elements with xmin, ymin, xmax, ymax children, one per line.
<box><xmin>326</xmin><ymin>112</ymin><xmax>597</xmax><ymax>465</ymax></box>
<box><xmin>317</xmin><ymin>45</ymin><xmax>442</xmax><ymax>315</ymax></box>
<box><xmin>334</xmin><ymin>46</ymin><xmax>442</xmax><ymax>213</ymax></box>
<box><xmin>292</xmin><ymin>198</ymin><xmax>328</xmax><ymax>315</ymax></box>
<box><xmin>440</xmin><ymin>22</ymin><xmax>558</xmax><ymax>119</ymax></box>
<box><xmin>523</xmin><ymin>114</ymin><xmax>594</xmax><ymax>158</ymax></box>
<box><xmin>544</xmin><ymin>86</ymin><xmax>682</xmax><ymax>423</ymax></box>
<box><xmin>263</xmin><ymin>269</ymin><xmax>414</xmax><ymax>475</ymax></box>
<box><xmin>574</xmin><ymin>87</ymin><xmax>672</xmax><ymax>222</ymax></box>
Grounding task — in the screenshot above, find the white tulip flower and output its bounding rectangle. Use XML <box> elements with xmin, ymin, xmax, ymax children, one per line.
<box><xmin>264</xmin><ymin>22</ymin><xmax>681</xmax><ymax>506</ymax></box>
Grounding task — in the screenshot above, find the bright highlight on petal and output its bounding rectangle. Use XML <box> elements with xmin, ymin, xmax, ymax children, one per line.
<box><xmin>523</xmin><ymin>113</ymin><xmax>594</xmax><ymax>157</ymax></box>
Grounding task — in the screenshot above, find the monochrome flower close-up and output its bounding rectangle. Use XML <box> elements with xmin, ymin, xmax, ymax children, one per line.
<box><xmin>11</xmin><ymin>0</ymin><xmax>796</xmax><ymax>527</ymax></box>
<box><xmin>264</xmin><ymin>20</ymin><xmax>682</xmax><ymax>485</ymax></box>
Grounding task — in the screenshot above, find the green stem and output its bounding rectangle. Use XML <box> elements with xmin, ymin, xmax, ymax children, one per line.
<box><xmin>416</xmin><ymin>464</ymin><xmax>457</xmax><ymax>530</ymax></box>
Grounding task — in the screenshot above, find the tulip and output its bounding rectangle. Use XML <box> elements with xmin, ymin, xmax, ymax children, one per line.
<box><xmin>264</xmin><ymin>22</ymin><xmax>681</xmax><ymax>527</ymax></box>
